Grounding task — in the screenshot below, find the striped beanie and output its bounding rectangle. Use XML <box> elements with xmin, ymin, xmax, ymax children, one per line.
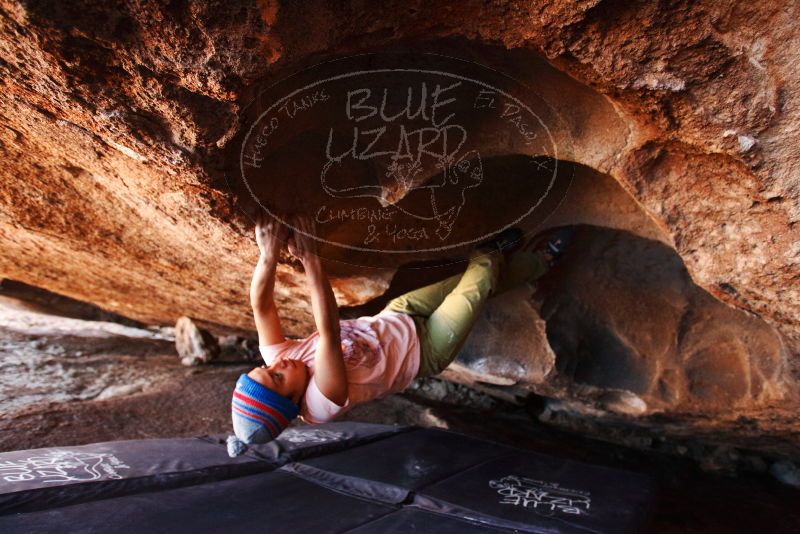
<box><xmin>227</xmin><ymin>373</ymin><xmax>300</xmax><ymax>457</ymax></box>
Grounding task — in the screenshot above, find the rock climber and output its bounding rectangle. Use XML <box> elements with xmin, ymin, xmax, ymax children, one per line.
<box><xmin>227</xmin><ymin>211</ymin><xmax>573</xmax><ymax>456</ymax></box>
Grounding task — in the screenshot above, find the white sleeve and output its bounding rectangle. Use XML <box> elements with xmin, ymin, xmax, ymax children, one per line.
<box><xmin>258</xmin><ymin>339</ymin><xmax>297</xmax><ymax>365</ymax></box>
<box><xmin>301</xmin><ymin>375</ymin><xmax>351</xmax><ymax>423</ymax></box>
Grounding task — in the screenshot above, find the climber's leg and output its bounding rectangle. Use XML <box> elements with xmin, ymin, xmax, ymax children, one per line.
<box><xmin>383</xmin><ymin>271</ymin><xmax>463</xmax><ymax>318</ymax></box>
<box><xmin>414</xmin><ymin>249</ymin><xmax>501</xmax><ymax>377</ymax></box>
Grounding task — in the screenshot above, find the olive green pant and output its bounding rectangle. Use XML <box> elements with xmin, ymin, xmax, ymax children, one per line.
<box><xmin>384</xmin><ymin>249</ymin><xmax>549</xmax><ymax>378</ymax></box>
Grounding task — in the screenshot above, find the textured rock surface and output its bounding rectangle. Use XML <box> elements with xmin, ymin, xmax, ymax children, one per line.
<box><xmin>445</xmin><ymin>162</ymin><xmax>797</xmax><ymax>423</ymax></box>
<box><xmin>540</xmin><ymin>225</ymin><xmax>790</xmax><ymax>412</ymax></box>
<box><xmin>1</xmin><ymin>1</ymin><xmax>798</xmax><ymax>426</ymax></box>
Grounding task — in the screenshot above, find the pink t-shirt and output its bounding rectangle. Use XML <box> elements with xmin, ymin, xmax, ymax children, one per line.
<box><xmin>259</xmin><ymin>310</ymin><xmax>420</xmax><ymax>423</ymax></box>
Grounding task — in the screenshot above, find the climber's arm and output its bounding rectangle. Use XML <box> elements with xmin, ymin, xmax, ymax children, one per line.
<box><xmin>250</xmin><ymin>253</ymin><xmax>285</xmax><ymax>346</ymax></box>
<box><xmin>303</xmin><ymin>256</ymin><xmax>348</xmax><ymax>406</ymax></box>
<box><xmin>251</xmin><ymin>212</ymin><xmax>287</xmax><ymax>346</ymax></box>
<box><xmin>290</xmin><ymin>215</ymin><xmax>348</xmax><ymax>407</ymax></box>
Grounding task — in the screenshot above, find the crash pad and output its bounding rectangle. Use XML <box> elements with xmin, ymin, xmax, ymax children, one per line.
<box><xmin>0</xmin><ymin>423</ymin><xmax>653</xmax><ymax>533</ymax></box>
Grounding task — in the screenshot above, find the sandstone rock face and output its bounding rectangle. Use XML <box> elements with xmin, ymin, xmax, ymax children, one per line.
<box><xmin>446</xmin><ymin>166</ymin><xmax>796</xmax><ymax>429</ymax></box>
<box><xmin>539</xmin><ymin>226</ymin><xmax>790</xmax><ymax>412</ymax></box>
<box><xmin>1</xmin><ymin>1</ymin><xmax>798</xmax><ymax>428</ymax></box>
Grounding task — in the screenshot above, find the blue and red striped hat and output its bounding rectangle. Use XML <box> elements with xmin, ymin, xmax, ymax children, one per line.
<box><xmin>229</xmin><ymin>373</ymin><xmax>299</xmax><ymax>451</ymax></box>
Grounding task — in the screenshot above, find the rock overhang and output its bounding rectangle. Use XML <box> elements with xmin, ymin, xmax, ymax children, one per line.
<box><xmin>1</xmin><ymin>0</ymin><xmax>798</xmax><ymax>427</ymax></box>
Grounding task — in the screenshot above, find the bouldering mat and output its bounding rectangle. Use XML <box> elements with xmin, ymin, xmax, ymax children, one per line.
<box><xmin>0</xmin><ymin>423</ymin><xmax>653</xmax><ymax>533</ymax></box>
<box><xmin>414</xmin><ymin>444</ymin><xmax>653</xmax><ymax>533</ymax></box>
<box><xmin>289</xmin><ymin>428</ymin><xmax>653</xmax><ymax>533</ymax></box>
<box><xmin>344</xmin><ymin>507</ymin><xmax>511</xmax><ymax>533</ymax></box>
<box><xmin>296</xmin><ymin>427</ymin><xmax>509</xmax><ymax>491</ymax></box>
<box><xmin>0</xmin><ymin>469</ymin><xmax>396</xmax><ymax>534</ymax></box>
<box><xmin>0</xmin><ymin>422</ymin><xmax>403</xmax><ymax>514</ymax></box>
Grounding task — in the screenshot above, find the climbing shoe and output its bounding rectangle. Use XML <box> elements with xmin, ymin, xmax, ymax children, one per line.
<box><xmin>477</xmin><ymin>227</ymin><xmax>524</xmax><ymax>254</ymax></box>
<box><xmin>527</xmin><ymin>226</ymin><xmax>576</xmax><ymax>266</ymax></box>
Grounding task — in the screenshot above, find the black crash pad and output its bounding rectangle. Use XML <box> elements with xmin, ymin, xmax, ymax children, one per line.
<box><xmin>289</xmin><ymin>428</ymin><xmax>653</xmax><ymax>533</ymax></box>
<box><xmin>0</xmin><ymin>422</ymin><xmax>403</xmax><ymax>514</ymax></box>
<box><xmin>0</xmin><ymin>423</ymin><xmax>653</xmax><ymax>533</ymax></box>
<box><xmin>416</xmin><ymin>444</ymin><xmax>653</xmax><ymax>533</ymax></box>
<box><xmin>297</xmin><ymin>427</ymin><xmax>508</xmax><ymax>491</ymax></box>
<box><xmin>0</xmin><ymin>469</ymin><xmax>395</xmax><ymax>534</ymax></box>
<box><xmin>344</xmin><ymin>507</ymin><xmax>511</xmax><ymax>533</ymax></box>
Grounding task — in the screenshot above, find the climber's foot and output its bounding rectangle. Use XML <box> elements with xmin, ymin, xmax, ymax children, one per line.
<box><xmin>477</xmin><ymin>227</ymin><xmax>524</xmax><ymax>255</ymax></box>
<box><xmin>527</xmin><ymin>226</ymin><xmax>576</xmax><ymax>267</ymax></box>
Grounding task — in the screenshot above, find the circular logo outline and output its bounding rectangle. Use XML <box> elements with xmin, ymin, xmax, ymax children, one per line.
<box><xmin>234</xmin><ymin>51</ymin><xmax>574</xmax><ymax>255</ymax></box>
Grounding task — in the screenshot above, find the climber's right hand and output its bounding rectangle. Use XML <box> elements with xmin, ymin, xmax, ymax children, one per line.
<box><xmin>255</xmin><ymin>210</ymin><xmax>289</xmax><ymax>256</ymax></box>
<box><xmin>287</xmin><ymin>214</ymin><xmax>318</xmax><ymax>265</ymax></box>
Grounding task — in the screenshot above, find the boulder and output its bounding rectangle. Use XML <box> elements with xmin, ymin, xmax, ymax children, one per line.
<box><xmin>175</xmin><ymin>316</ymin><xmax>219</xmax><ymax>366</ymax></box>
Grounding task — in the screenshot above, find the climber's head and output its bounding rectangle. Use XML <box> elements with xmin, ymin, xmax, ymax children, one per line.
<box><xmin>229</xmin><ymin>359</ymin><xmax>308</xmax><ymax>449</ymax></box>
<box><xmin>247</xmin><ymin>357</ymin><xmax>309</xmax><ymax>405</ymax></box>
